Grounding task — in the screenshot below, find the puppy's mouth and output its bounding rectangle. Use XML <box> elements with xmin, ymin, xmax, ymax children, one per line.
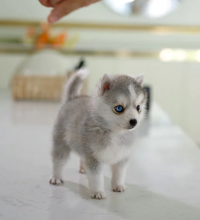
<box><xmin>118</xmin><ymin>124</ymin><xmax>136</xmax><ymax>130</ymax></box>
<box><xmin>127</xmin><ymin>125</ymin><xmax>135</xmax><ymax>130</ymax></box>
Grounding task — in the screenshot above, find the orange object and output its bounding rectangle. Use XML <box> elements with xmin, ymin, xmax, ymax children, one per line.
<box><xmin>31</xmin><ymin>23</ymin><xmax>68</xmax><ymax>49</ymax></box>
<box><xmin>26</xmin><ymin>27</ymin><xmax>35</xmax><ymax>38</ymax></box>
<box><xmin>36</xmin><ymin>23</ymin><xmax>50</xmax><ymax>49</ymax></box>
<box><xmin>36</xmin><ymin>33</ymin><xmax>49</xmax><ymax>49</ymax></box>
<box><xmin>52</xmin><ymin>32</ymin><xmax>67</xmax><ymax>48</ymax></box>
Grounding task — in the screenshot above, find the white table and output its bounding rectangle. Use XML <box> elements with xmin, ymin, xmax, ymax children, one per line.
<box><xmin>0</xmin><ymin>91</ymin><xmax>200</xmax><ymax>220</ymax></box>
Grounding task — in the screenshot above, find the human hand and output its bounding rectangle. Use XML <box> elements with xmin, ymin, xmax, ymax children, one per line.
<box><xmin>39</xmin><ymin>0</ymin><xmax>101</xmax><ymax>24</ymax></box>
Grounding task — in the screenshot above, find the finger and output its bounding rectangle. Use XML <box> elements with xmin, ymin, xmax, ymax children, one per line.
<box><xmin>50</xmin><ymin>0</ymin><xmax>63</xmax><ymax>6</ymax></box>
<box><xmin>39</xmin><ymin>0</ymin><xmax>53</xmax><ymax>7</ymax></box>
<box><xmin>48</xmin><ymin>0</ymin><xmax>101</xmax><ymax>24</ymax></box>
<box><xmin>48</xmin><ymin>1</ymin><xmax>80</xmax><ymax>24</ymax></box>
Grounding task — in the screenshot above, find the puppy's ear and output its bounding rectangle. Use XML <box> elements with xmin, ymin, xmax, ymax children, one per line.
<box><xmin>136</xmin><ymin>74</ymin><xmax>144</xmax><ymax>86</ymax></box>
<box><xmin>101</xmin><ymin>74</ymin><xmax>112</xmax><ymax>95</ymax></box>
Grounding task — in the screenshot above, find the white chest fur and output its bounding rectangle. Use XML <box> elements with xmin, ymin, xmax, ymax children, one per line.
<box><xmin>93</xmin><ymin>133</ymin><xmax>134</xmax><ymax>165</ymax></box>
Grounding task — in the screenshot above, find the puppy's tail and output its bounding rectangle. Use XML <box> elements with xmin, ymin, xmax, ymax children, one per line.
<box><xmin>62</xmin><ymin>69</ymin><xmax>88</xmax><ymax>103</ymax></box>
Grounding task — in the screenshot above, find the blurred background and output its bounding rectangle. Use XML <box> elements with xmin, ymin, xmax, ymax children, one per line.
<box><xmin>0</xmin><ymin>0</ymin><xmax>200</xmax><ymax>144</ymax></box>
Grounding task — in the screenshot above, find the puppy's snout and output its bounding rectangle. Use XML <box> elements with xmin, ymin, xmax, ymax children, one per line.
<box><xmin>129</xmin><ymin>119</ymin><xmax>137</xmax><ymax>127</ymax></box>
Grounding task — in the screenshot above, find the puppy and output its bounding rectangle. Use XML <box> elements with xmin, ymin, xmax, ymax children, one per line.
<box><xmin>50</xmin><ymin>70</ymin><xmax>147</xmax><ymax>199</ymax></box>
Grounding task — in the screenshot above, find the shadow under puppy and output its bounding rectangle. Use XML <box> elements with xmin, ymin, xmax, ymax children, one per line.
<box><xmin>50</xmin><ymin>70</ymin><xmax>147</xmax><ymax>199</ymax></box>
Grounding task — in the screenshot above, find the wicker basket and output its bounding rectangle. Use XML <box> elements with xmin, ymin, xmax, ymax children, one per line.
<box><xmin>11</xmin><ymin>51</ymin><xmax>88</xmax><ymax>101</ymax></box>
<box><xmin>12</xmin><ymin>71</ymin><xmax>88</xmax><ymax>101</ymax></box>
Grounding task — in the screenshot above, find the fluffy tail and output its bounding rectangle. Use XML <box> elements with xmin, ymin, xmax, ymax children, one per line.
<box><xmin>62</xmin><ymin>69</ymin><xmax>88</xmax><ymax>103</ymax></box>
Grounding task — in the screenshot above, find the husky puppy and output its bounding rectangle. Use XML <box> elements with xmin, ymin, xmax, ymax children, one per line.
<box><xmin>50</xmin><ymin>70</ymin><xmax>147</xmax><ymax>199</ymax></box>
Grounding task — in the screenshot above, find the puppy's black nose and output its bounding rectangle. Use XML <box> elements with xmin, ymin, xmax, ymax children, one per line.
<box><xmin>130</xmin><ymin>119</ymin><xmax>137</xmax><ymax>127</ymax></box>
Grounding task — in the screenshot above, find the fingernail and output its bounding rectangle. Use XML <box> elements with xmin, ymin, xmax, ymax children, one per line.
<box><xmin>49</xmin><ymin>15</ymin><xmax>58</xmax><ymax>24</ymax></box>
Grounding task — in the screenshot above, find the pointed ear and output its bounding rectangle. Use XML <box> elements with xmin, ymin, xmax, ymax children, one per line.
<box><xmin>136</xmin><ymin>74</ymin><xmax>144</xmax><ymax>86</ymax></box>
<box><xmin>101</xmin><ymin>74</ymin><xmax>112</xmax><ymax>95</ymax></box>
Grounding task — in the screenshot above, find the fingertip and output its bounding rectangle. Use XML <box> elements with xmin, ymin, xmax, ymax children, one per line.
<box><xmin>39</xmin><ymin>0</ymin><xmax>53</xmax><ymax>7</ymax></box>
<box><xmin>48</xmin><ymin>14</ymin><xmax>59</xmax><ymax>24</ymax></box>
<box><xmin>47</xmin><ymin>14</ymin><xmax>52</xmax><ymax>24</ymax></box>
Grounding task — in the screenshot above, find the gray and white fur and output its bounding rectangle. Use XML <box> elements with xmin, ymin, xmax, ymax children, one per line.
<box><xmin>50</xmin><ymin>69</ymin><xmax>147</xmax><ymax>199</ymax></box>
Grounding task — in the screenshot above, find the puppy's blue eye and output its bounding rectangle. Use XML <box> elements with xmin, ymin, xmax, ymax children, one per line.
<box><xmin>115</xmin><ymin>105</ymin><xmax>124</xmax><ymax>113</ymax></box>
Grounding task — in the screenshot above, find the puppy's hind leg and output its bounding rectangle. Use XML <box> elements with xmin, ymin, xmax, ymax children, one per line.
<box><xmin>49</xmin><ymin>143</ymin><xmax>70</xmax><ymax>185</ymax></box>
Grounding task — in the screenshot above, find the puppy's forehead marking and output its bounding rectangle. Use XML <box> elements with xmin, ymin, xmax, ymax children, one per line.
<box><xmin>128</xmin><ymin>84</ymin><xmax>136</xmax><ymax>101</ymax></box>
<box><xmin>117</xmin><ymin>94</ymin><xmax>128</xmax><ymax>106</ymax></box>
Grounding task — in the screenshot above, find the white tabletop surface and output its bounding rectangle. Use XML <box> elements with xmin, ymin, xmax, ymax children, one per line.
<box><xmin>0</xmin><ymin>91</ymin><xmax>200</xmax><ymax>220</ymax></box>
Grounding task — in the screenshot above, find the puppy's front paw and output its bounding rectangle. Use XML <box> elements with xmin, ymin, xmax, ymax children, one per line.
<box><xmin>49</xmin><ymin>177</ymin><xmax>64</xmax><ymax>185</ymax></box>
<box><xmin>91</xmin><ymin>191</ymin><xmax>107</xmax><ymax>199</ymax></box>
<box><xmin>113</xmin><ymin>185</ymin><xmax>127</xmax><ymax>192</ymax></box>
